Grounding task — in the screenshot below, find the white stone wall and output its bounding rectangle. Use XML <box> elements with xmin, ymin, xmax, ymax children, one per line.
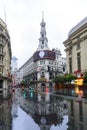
<box><xmin>64</xmin><ymin>19</ymin><xmax>87</xmax><ymax>73</ymax></box>
<box><xmin>81</xmin><ymin>39</ymin><xmax>87</xmax><ymax>71</ymax></box>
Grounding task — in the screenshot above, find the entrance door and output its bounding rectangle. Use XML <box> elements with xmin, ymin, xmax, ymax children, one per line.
<box><xmin>41</xmin><ymin>83</ymin><xmax>45</xmax><ymax>92</ymax></box>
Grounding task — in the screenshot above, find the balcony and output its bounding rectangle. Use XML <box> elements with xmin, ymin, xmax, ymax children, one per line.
<box><xmin>0</xmin><ymin>41</ymin><xmax>5</xmax><ymax>46</ymax></box>
<box><xmin>39</xmin><ymin>77</ymin><xmax>47</xmax><ymax>82</ymax></box>
<box><xmin>0</xmin><ymin>29</ymin><xmax>7</xmax><ymax>38</ymax></box>
<box><xmin>0</xmin><ymin>63</ymin><xmax>4</xmax><ymax>67</ymax></box>
<box><xmin>0</xmin><ymin>51</ymin><xmax>5</xmax><ymax>56</ymax></box>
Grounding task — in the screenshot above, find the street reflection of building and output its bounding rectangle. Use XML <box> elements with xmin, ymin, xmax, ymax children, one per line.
<box><xmin>20</xmin><ymin>93</ymin><xmax>68</xmax><ymax>130</ymax></box>
<box><xmin>0</xmin><ymin>18</ymin><xmax>12</xmax><ymax>98</ymax></box>
<box><xmin>63</xmin><ymin>17</ymin><xmax>87</xmax><ymax>74</ymax></box>
<box><xmin>16</xmin><ymin>14</ymin><xmax>66</xmax><ymax>91</ymax></box>
<box><xmin>67</xmin><ymin>97</ymin><xmax>87</xmax><ymax>130</ymax></box>
<box><xmin>11</xmin><ymin>92</ymin><xmax>18</xmax><ymax>119</ymax></box>
<box><xmin>0</xmin><ymin>99</ymin><xmax>12</xmax><ymax>130</ymax></box>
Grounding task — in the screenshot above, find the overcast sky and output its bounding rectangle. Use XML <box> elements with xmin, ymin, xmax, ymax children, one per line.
<box><xmin>0</xmin><ymin>0</ymin><xmax>87</xmax><ymax>68</ymax></box>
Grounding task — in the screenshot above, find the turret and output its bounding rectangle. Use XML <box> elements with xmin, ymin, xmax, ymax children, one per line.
<box><xmin>37</xmin><ymin>12</ymin><xmax>49</xmax><ymax>51</ymax></box>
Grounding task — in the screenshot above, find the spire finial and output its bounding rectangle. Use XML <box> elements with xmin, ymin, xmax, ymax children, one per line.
<box><xmin>4</xmin><ymin>8</ymin><xmax>6</xmax><ymax>24</ymax></box>
<box><xmin>42</xmin><ymin>11</ymin><xmax>44</xmax><ymax>22</ymax></box>
<box><xmin>4</xmin><ymin>7</ymin><xmax>7</xmax><ymax>28</ymax></box>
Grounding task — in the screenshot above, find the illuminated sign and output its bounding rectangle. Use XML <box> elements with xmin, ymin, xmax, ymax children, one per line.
<box><xmin>75</xmin><ymin>78</ymin><xmax>83</xmax><ymax>85</ymax></box>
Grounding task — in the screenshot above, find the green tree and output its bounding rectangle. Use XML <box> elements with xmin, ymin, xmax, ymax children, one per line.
<box><xmin>64</xmin><ymin>74</ymin><xmax>76</xmax><ymax>84</ymax></box>
<box><xmin>20</xmin><ymin>80</ymin><xmax>26</xmax><ymax>86</ymax></box>
<box><xmin>83</xmin><ymin>72</ymin><xmax>87</xmax><ymax>84</ymax></box>
<box><xmin>53</xmin><ymin>74</ymin><xmax>76</xmax><ymax>84</ymax></box>
<box><xmin>53</xmin><ymin>75</ymin><xmax>64</xmax><ymax>84</ymax></box>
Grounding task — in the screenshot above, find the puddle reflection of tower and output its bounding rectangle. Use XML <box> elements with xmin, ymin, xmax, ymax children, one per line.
<box><xmin>38</xmin><ymin>93</ymin><xmax>50</xmax><ymax>103</ymax></box>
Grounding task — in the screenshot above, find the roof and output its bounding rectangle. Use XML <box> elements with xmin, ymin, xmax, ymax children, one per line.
<box><xmin>68</xmin><ymin>17</ymin><xmax>87</xmax><ymax>37</ymax></box>
<box><xmin>12</xmin><ymin>56</ymin><xmax>18</xmax><ymax>61</ymax></box>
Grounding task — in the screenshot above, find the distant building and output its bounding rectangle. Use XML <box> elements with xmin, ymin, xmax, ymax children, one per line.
<box><xmin>0</xmin><ymin>18</ymin><xmax>12</xmax><ymax>98</ymax></box>
<box><xmin>11</xmin><ymin>56</ymin><xmax>18</xmax><ymax>86</ymax></box>
<box><xmin>52</xmin><ymin>48</ymin><xmax>66</xmax><ymax>74</ymax></box>
<box><xmin>63</xmin><ymin>17</ymin><xmax>87</xmax><ymax>74</ymax></box>
<box><xmin>17</xmin><ymin>15</ymin><xmax>66</xmax><ymax>91</ymax></box>
<box><xmin>11</xmin><ymin>56</ymin><xmax>18</xmax><ymax>73</ymax></box>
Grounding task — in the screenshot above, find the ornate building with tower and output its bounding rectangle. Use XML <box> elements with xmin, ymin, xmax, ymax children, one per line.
<box><xmin>17</xmin><ymin>15</ymin><xmax>66</xmax><ymax>91</ymax></box>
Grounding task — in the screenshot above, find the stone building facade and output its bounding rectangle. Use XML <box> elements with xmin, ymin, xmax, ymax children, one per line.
<box><xmin>0</xmin><ymin>18</ymin><xmax>12</xmax><ymax>98</ymax></box>
<box><xmin>63</xmin><ymin>17</ymin><xmax>87</xmax><ymax>74</ymax></box>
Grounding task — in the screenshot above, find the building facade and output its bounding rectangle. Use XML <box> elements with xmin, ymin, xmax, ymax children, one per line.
<box><xmin>11</xmin><ymin>56</ymin><xmax>18</xmax><ymax>87</ymax></box>
<box><xmin>17</xmin><ymin>16</ymin><xmax>66</xmax><ymax>91</ymax></box>
<box><xmin>0</xmin><ymin>18</ymin><xmax>12</xmax><ymax>98</ymax></box>
<box><xmin>63</xmin><ymin>17</ymin><xmax>87</xmax><ymax>74</ymax></box>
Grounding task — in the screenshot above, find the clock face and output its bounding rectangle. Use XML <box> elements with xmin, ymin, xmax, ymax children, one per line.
<box><xmin>39</xmin><ymin>51</ymin><xmax>45</xmax><ymax>58</ymax></box>
<box><xmin>40</xmin><ymin>117</ymin><xmax>47</xmax><ymax>124</ymax></box>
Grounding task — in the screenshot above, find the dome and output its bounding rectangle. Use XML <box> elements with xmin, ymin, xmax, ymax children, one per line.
<box><xmin>12</xmin><ymin>56</ymin><xmax>18</xmax><ymax>61</ymax></box>
<box><xmin>68</xmin><ymin>17</ymin><xmax>87</xmax><ymax>37</ymax></box>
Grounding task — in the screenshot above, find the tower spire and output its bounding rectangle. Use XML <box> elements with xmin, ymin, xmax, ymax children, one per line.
<box><xmin>42</xmin><ymin>11</ymin><xmax>44</xmax><ymax>22</ymax></box>
<box><xmin>4</xmin><ymin>7</ymin><xmax>7</xmax><ymax>28</ymax></box>
<box><xmin>37</xmin><ymin>12</ymin><xmax>50</xmax><ymax>51</ymax></box>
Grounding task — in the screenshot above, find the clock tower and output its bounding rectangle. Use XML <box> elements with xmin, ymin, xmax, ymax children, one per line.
<box><xmin>37</xmin><ymin>12</ymin><xmax>50</xmax><ymax>51</ymax></box>
<box><xmin>33</xmin><ymin>13</ymin><xmax>55</xmax><ymax>92</ymax></box>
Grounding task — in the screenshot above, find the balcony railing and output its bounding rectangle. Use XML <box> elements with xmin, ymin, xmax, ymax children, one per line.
<box><xmin>0</xmin><ymin>63</ymin><xmax>4</xmax><ymax>67</ymax></box>
<box><xmin>0</xmin><ymin>51</ymin><xmax>5</xmax><ymax>56</ymax></box>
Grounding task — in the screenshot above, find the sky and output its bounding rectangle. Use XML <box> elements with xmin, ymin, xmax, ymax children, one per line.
<box><xmin>0</xmin><ymin>0</ymin><xmax>87</xmax><ymax>68</ymax></box>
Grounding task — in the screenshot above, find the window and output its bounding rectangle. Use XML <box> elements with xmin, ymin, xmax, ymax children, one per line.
<box><xmin>0</xmin><ymin>57</ymin><xmax>1</xmax><ymax>63</ymax></box>
<box><xmin>40</xmin><ymin>61</ymin><xmax>45</xmax><ymax>65</ymax></box>
<box><xmin>77</xmin><ymin>52</ymin><xmax>81</xmax><ymax>70</ymax></box>
<box><xmin>77</xmin><ymin>43</ymin><xmax>80</xmax><ymax>50</ymax></box>
<box><xmin>69</xmin><ymin>48</ymin><xmax>72</xmax><ymax>55</ymax></box>
<box><xmin>42</xmin><ymin>34</ymin><xmax>44</xmax><ymax>37</ymax></box>
<box><xmin>42</xmin><ymin>24</ymin><xmax>45</xmax><ymax>27</ymax></box>
<box><xmin>41</xmin><ymin>72</ymin><xmax>45</xmax><ymax>77</ymax></box>
<box><xmin>0</xmin><ymin>45</ymin><xmax>1</xmax><ymax>52</ymax></box>
<box><xmin>41</xmin><ymin>45</ymin><xmax>44</xmax><ymax>49</ymax></box>
<box><xmin>2</xmin><ymin>57</ymin><xmax>3</xmax><ymax>64</ymax></box>
<box><xmin>2</xmin><ymin>46</ymin><xmax>3</xmax><ymax>53</ymax></box>
<box><xmin>0</xmin><ymin>27</ymin><xmax>3</xmax><ymax>32</ymax></box>
<box><xmin>2</xmin><ymin>68</ymin><xmax>3</xmax><ymax>74</ymax></box>
<box><xmin>77</xmin><ymin>35</ymin><xmax>80</xmax><ymax>40</ymax></box>
<box><xmin>42</xmin><ymin>41</ymin><xmax>44</xmax><ymax>44</ymax></box>
<box><xmin>69</xmin><ymin>57</ymin><xmax>72</xmax><ymax>73</ymax></box>
<box><xmin>63</xmin><ymin>66</ymin><xmax>65</xmax><ymax>72</ymax></box>
<box><xmin>0</xmin><ymin>68</ymin><xmax>1</xmax><ymax>72</ymax></box>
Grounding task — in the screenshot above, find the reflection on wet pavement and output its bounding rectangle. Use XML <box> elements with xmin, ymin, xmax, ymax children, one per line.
<box><xmin>11</xmin><ymin>88</ymin><xmax>68</xmax><ymax>130</ymax></box>
<box><xmin>0</xmin><ymin>99</ymin><xmax>12</xmax><ymax>130</ymax></box>
<box><xmin>1</xmin><ymin>88</ymin><xmax>87</xmax><ymax>130</ymax></box>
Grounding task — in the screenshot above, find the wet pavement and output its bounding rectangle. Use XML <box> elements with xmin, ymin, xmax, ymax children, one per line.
<box><xmin>12</xmin><ymin>106</ymin><xmax>68</xmax><ymax>130</ymax></box>
<box><xmin>11</xmin><ymin>88</ymin><xmax>68</xmax><ymax>130</ymax></box>
<box><xmin>12</xmin><ymin>106</ymin><xmax>40</xmax><ymax>130</ymax></box>
<box><xmin>0</xmin><ymin>88</ymin><xmax>87</xmax><ymax>130</ymax></box>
